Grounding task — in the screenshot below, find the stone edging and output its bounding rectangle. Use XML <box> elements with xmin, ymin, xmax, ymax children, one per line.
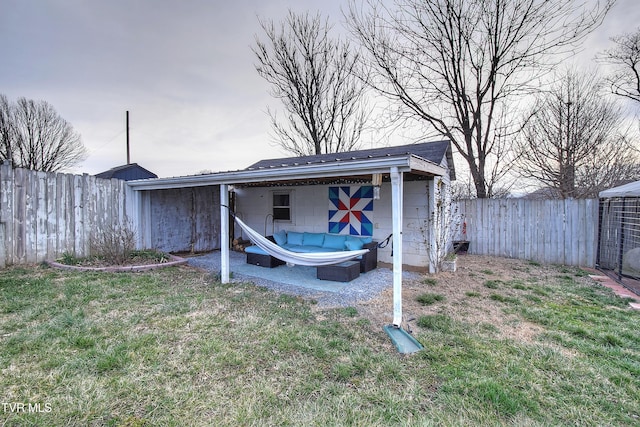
<box><xmin>47</xmin><ymin>254</ymin><xmax>188</xmax><ymax>273</ymax></box>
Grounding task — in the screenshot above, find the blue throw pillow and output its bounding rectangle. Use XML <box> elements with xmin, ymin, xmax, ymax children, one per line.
<box><xmin>360</xmin><ymin>236</ymin><xmax>373</xmax><ymax>244</ymax></box>
<box><xmin>287</xmin><ymin>231</ymin><xmax>304</xmax><ymax>245</ymax></box>
<box><xmin>303</xmin><ymin>232</ymin><xmax>325</xmax><ymax>247</ymax></box>
<box><xmin>273</xmin><ymin>230</ymin><xmax>287</xmax><ymax>246</ymax></box>
<box><xmin>323</xmin><ymin>234</ymin><xmax>347</xmax><ymax>250</ymax></box>
<box><xmin>345</xmin><ymin>239</ymin><xmax>364</xmax><ymax>251</ymax></box>
<box><xmin>347</xmin><ymin>235</ymin><xmax>372</xmax><ymax>247</ymax></box>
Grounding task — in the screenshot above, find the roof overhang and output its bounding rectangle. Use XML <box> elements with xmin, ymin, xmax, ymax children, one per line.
<box><xmin>599</xmin><ymin>180</ymin><xmax>640</xmax><ymax>198</ymax></box>
<box><xmin>127</xmin><ymin>154</ymin><xmax>448</xmax><ymax>191</ymax></box>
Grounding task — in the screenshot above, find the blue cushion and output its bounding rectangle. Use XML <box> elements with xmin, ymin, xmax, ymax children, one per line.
<box><xmin>345</xmin><ymin>239</ymin><xmax>364</xmax><ymax>251</ymax></box>
<box><xmin>245</xmin><ymin>245</ymin><xmax>268</xmax><ymax>255</ymax></box>
<box><xmin>360</xmin><ymin>236</ymin><xmax>373</xmax><ymax>244</ymax></box>
<box><xmin>282</xmin><ymin>244</ymin><xmax>326</xmax><ymax>253</ymax></box>
<box><xmin>299</xmin><ymin>245</ymin><xmax>328</xmax><ymax>253</ymax></box>
<box><xmin>287</xmin><ymin>231</ymin><xmax>304</xmax><ymax>245</ymax></box>
<box><xmin>273</xmin><ymin>230</ymin><xmax>287</xmax><ymax>246</ymax></box>
<box><xmin>347</xmin><ymin>235</ymin><xmax>372</xmax><ymax>246</ymax></box>
<box><xmin>323</xmin><ymin>234</ymin><xmax>346</xmax><ymax>250</ymax></box>
<box><xmin>303</xmin><ymin>232</ymin><xmax>325</xmax><ymax>247</ymax></box>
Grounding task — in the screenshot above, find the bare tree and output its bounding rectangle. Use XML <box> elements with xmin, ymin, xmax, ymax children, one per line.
<box><xmin>515</xmin><ymin>69</ymin><xmax>639</xmax><ymax>199</ymax></box>
<box><xmin>346</xmin><ymin>0</ymin><xmax>613</xmax><ymax>198</ymax></box>
<box><xmin>0</xmin><ymin>95</ymin><xmax>13</xmax><ymax>163</ymax></box>
<box><xmin>253</xmin><ymin>10</ymin><xmax>369</xmax><ymax>156</ymax></box>
<box><xmin>599</xmin><ymin>27</ymin><xmax>640</xmax><ymax>106</ymax></box>
<box><xmin>0</xmin><ymin>95</ymin><xmax>87</xmax><ymax>172</ymax></box>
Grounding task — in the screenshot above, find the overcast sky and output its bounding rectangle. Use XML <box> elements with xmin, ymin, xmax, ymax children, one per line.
<box><xmin>1</xmin><ymin>0</ymin><xmax>639</xmax><ymax>178</ymax></box>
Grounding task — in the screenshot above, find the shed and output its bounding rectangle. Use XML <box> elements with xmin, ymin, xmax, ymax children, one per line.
<box><xmin>127</xmin><ymin>140</ymin><xmax>456</xmax><ymax>328</ymax></box>
<box><xmin>597</xmin><ymin>180</ymin><xmax>640</xmax><ymax>281</ymax></box>
<box><xmin>127</xmin><ymin>140</ymin><xmax>456</xmax><ymax>270</ymax></box>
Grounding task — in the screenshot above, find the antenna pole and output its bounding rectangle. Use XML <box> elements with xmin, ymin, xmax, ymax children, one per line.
<box><xmin>126</xmin><ymin>110</ymin><xmax>130</xmax><ymax>164</ymax></box>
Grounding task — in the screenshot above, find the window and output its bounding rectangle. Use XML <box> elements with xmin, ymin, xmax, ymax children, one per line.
<box><xmin>272</xmin><ymin>192</ymin><xmax>291</xmax><ymax>221</ymax></box>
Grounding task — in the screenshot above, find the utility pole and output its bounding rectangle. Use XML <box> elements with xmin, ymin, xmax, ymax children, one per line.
<box><xmin>126</xmin><ymin>110</ymin><xmax>130</xmax><ymax>165</ymax></box>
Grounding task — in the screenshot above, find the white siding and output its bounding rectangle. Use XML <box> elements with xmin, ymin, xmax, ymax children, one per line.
<box><xmin>234</xmin><ymin>180</ymin><xmax>436</xmax><ymax>268</ymax></box>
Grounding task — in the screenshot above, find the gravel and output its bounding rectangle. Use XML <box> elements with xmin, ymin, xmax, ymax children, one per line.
<box><xmin>186</xmin><ymin>250</ymin><xmax>421</xmax><ymax>308</ymax></box>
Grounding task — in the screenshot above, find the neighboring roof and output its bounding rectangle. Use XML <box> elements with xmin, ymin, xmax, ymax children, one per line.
<box><xmin>95</xmin><ymin>163</ymin><xmax>158</xmax><ymax>181</ymax></box>
<box><xmin>599</xmin><ymin>180</ymin><xmax>640</xmax><ymax>198</ymax></box>
<box><xmin>127</xmin><ymin>140</ymin><xmax>454</xmax><ymax>191</ymax></box>
<box><xmin>246</xmin><ymin>140</ymin><xmax>455</xmax><ymax>179</ymax></box>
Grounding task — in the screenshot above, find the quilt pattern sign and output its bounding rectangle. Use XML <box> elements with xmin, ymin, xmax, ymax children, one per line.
<box><xmin>328</xmin><ymin>186</ymin><xmax>374</xmax><ymax>236</ymax></box>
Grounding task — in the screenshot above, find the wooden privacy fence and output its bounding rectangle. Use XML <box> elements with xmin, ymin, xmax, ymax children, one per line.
<box><xmin>455</xmin><ymin>198</ymin><xmax>598</xmax><ymax>267</ymax></box>
<box><xmin>0</xmin><ymin>161</ymin><xmax>601</xmax><ymax>269</ymax></box>
<box><xmin>0</xmin><ymin>162</ymin><xmax>133</xmax><ymax>267</ymax></box>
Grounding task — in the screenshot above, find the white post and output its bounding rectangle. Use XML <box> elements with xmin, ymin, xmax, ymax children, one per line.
<box><xmin>428</xmin><ymin>178</ymin><xmax>438</xmax><ymax>274</ymax></box>
<box><xmin>141</xmin><ymin>191</ymin><xmax>152</xmax><ymax>250</ymax></box>
<box><xmin>220</xmin><ymin>184</ymin><xmax>229</xmax><ymax>284</ymax></box>
<box><xmin>390</xmin><ymin>167</ymin><xmax>404</xmax><ymax>327</ymax></box>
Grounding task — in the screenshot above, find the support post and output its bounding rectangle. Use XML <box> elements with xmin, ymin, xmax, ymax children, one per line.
<box><xmin>428</xmin><ymin>178</ymin><xmax>438</xmax><ymax>274</ymax></box>
<box><xmin>220</xmin><ymin>184</ymin><xmax>230</xmax><ymax>284</ymax></box>
<box><xmin>391</xmin><ymin>167</ymin><xmax>403</xmax><ymax>327</ymax></box>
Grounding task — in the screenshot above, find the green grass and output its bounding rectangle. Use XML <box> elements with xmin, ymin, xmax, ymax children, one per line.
<box><xmin>489</xmin><ymin>293</ymin><xmax>520</xmax><ymax>304</ymax></box>
<box><xmin>415</xmin><ymin>292</ymin><xmax>446</xmax><ymax>305</ymax></box>
<box><xmin>0</xmin><ymin>263</ymin><xmax>639</xmax><ymax>426</ymax></box>
<box><xmin>484</xmin><ymin>279</ymin><xmax>502</xmax><ymax>289</ymax></box>
<box><xmin>421</xmin><ymin>277</ymin><xmax>438</xmax><ymax>286</ymax></box>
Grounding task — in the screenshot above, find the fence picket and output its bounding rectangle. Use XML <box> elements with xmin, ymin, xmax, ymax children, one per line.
<box><xmin>456</xmin><ymin>198</ymin><xmax>598</xmax><ymax>267</ymax></box>
<box><xmin>0</xmin><ymin>166</ymin><xmax>129</xmax><ymax>266</ymax></box>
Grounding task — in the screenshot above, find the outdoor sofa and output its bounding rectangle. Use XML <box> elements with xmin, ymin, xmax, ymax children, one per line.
<box><xmin>244</xmin><ymin>230</ymin><xmax>378</xmax><ymax>273</ymax></box>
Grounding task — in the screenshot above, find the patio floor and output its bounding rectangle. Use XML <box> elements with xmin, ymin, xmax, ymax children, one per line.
<box><xmin>185</xmin><ymin>250</ymin><xmax>422</xmax><ymax>307</ymax></box>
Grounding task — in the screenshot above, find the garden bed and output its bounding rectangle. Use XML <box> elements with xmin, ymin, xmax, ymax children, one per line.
<box><xmin>47</xmin><ymin>251</ymin><xmax>187</xmax><ymax>272</ymax></box>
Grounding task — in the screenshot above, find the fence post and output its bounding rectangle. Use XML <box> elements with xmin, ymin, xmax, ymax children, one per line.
<box><xmin>0</xmin><ymin>161</ymin><xmax>13</xmax><ymax>267</ymax></box>
<box><xmin>0</xmin><ymin>223</ymin><xmax>5</xmax><ymax>268</ymax></box>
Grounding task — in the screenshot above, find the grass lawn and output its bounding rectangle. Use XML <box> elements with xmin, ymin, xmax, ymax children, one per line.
<box><xmin>0</xmin><ymin>262</ymin><xmax>639</xmax><ymax>426</ymax></box>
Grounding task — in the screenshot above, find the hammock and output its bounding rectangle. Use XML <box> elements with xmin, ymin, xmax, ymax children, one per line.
<box><xmin>232</xmin><ymin>214</ymin><xmax>369</xmax><ymax>267</ymax></box>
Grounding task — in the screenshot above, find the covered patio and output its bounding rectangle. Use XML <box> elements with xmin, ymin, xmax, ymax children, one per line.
<box><xmin>127</xmin><ymin>141</ymin><xmax>455</xmax><ymax>328</ymax></box>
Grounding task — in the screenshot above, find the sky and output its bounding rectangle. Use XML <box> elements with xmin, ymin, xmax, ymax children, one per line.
<box><xmin>1</xmin><ymin>0</ymin><xmax>639</xmax><ymax>178</ymax></box>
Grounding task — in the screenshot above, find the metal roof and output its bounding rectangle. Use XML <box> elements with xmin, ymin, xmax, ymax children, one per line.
<box><xmin>246</xmin><ymin>140</ymin><xmax>453</xmax><ymax>173</ymax></box>
<box><xmin>127</xmin><ymin>140</ymin><xmax>454</xmax><ymax>191</ymax></box>
<box><xmin>599</xmin><ymin>180</ymin><xmax>640</xmax><ymax>198</ymax></box>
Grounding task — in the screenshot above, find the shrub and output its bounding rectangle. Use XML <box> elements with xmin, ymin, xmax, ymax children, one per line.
<box><xmin>58</xmin><ymin>252</ymin><xmax>81</xmax><ymax>265</ymax></box>
<box><xmin>89</xmin><ymin>222</ymin><xmax>137</xmax><ymax>265</ymax></box>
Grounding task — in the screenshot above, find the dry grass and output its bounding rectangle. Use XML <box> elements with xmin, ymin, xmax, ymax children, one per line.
<box><xmin>356</xmin><ymin>255</ymin><xmax>578</xmax><ymax>343</ymax></box>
